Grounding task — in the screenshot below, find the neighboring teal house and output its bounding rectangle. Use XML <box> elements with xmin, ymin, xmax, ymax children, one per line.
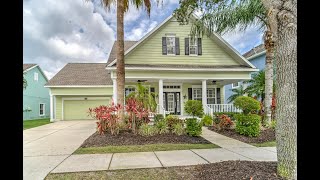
<box><xmin>224</xmin><ymin>44</ymin><xmax>266</xmax><ymax>103</ymax></box>
<box><xmin>23</xmin><ymin>64</ymin><xmax>50</xmax><ymax>120</ymax></box>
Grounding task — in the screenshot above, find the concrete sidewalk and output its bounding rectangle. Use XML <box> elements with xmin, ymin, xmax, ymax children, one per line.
<box><xmin>50</xmin><ymin>127</ymin><xmax>277</xmax><ymax>174</ymax></box>
<box><xmin>23</xmin><ymin>120</ymin><xmax>96</xmax><ymax>180</ymax></box>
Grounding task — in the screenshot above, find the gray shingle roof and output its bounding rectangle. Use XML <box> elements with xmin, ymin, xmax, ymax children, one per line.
<box><xmin>45</xmin><ymin>63</ymin><xmax>112</xmax><ymax>86</ymax></box>
<box><xmin>107</xmin><ymin>41</ymin><xmax>138</xmax><ymax>65</ymax></box>
<box><xmin>23</xmin><ymin>64</ymin><xmax>37</xmax><ymax>71</ymax></box>
<box><xmin>115</xmin><ymin>64</ymin><xmax>250</xmax><ymax>69</ymax></box>
<box><xmin>242</xmin><ymin>44</ymin><xmax>265</xmax><ymax>58</ymax></box>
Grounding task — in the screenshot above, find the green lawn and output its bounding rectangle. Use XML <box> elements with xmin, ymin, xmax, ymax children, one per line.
<box><xmin>74</xmin><ymin>143</ymin><xmax>219</xmax><ymax>154</ymax></box>
<box><xmin>251</xmin><ymin>141</ymin><xmax>276</xmax><ymax>147</ymax></box>
<box><xmin>23</xmin><ymin>118</ymin><xmax>51</xmax><ymax>130</ymax></box>
<box><xmin>46</xmin><ymin>166</ymin><xmax>196</xmax><ymax>180</ymax></box>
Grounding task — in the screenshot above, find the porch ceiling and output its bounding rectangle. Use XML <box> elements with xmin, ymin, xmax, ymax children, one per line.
<box><xmin>125</xmin><ymin>78</ymin><xmax>246</xmax><ymax>85</ymax></box>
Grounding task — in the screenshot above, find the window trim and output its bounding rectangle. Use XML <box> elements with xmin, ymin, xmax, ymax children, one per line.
<box><xmin>39</xmin><ymin>103</ymin><xmax>45</xmax><ymax>116</ymax></box>
<box><xmin>192</xmin><ymin>87</ymin><xmax>217</xmax><ymax>104</ymax></box>
<box><xmin>189</xmin><ymin>35</ymin><xmax>198</xmax><ymax>56</ymax></box>
<box><xmin>166</xmin><ymin>35</ymin><xmax>176</xmax><ymax>56</ymax></box>
<box><xmin>231</xmin><ymin>82</ymin><xmax>240</xmax><ymax>89</ymax></box>
<box><xmin>34</xmin><ymin>72</ymin><xmax>39</xmax><ymax>81</ymax></box>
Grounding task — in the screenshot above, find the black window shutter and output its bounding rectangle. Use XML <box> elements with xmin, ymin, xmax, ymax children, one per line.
<box><xmin>150</xmin><ymin>87</ymin><xmax>155</xmax><ymax>93</ymax></box>
<box><xmin>188</xmin><ymin>88</ymin><xmax>192</xmax><ymax>100</ymax></box>
<box><xmin>175</xmin><ymin>37</ymin><xmax>180</xmax><ymax>55</ymax></box>
<box><xmin>198</xmin><ymin>38</ymin><xmax>202</xmax><ymax>55</ymax></box>
<box><xmin>217</xmin><ymin>88</ymin><xmax>221</xmax><ymax>104</ymax></box>
<box><xmin>162</xmin><ymin>37</ymin><xmax>167</xmax><ymax>55</ymax></box>
<box><xmin>185</xmin><ymin>38</ymin><xmax>189</xmax><ymax>55</ymax></box>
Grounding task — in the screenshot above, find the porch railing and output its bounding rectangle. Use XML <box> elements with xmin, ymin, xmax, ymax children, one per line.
<box><xmin>206</xmin><ymin>104</ymin><xmax>241</xmax><ymax>115</ymax></box>
<box><xmin>156</xmin><ymin>104</ymin><xmax>169</xmax><ymax>118</ymax></box>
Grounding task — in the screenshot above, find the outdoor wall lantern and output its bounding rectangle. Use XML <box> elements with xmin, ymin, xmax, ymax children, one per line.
<box><xmin>183</xmin><ymin>94</ymin><xmax>187</xmax><ymax>99</ymax></box>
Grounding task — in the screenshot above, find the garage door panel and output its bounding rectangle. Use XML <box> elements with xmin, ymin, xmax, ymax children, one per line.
<box><xmin>64</xmin><ymin>99</ymin><xmax>109</xmax><ymax>120</ymax></box>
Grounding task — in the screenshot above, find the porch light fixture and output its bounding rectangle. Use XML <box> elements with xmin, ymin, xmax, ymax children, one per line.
<box><xmin>212</xmin><ymin>80</ymin><xmax>216</xmax><ymax>85</ymax></box>
<box><xmin>137</xmin><ymin>80</ymin><xmax>147</xmax><ymax>82</ymax></box>
<box><xmin>183</xmin><ymin>94</ymin><xmax>187</xmax><ymax>99</ymax></box>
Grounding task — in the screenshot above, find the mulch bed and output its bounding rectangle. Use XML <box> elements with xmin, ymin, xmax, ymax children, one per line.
<box><xmin>209</xmin><ymin>126</ymin><xmax>275</xmax><ymax>143</ymax></box>
<box><xmin>80</xmin><ymin>130</ymin><xmax>212</xmax><ymax>148</ymax></box>
<box><xmin>192</xmin><ymin>161</ymin><xmax>283</xmax><ymax>180</ymax></box>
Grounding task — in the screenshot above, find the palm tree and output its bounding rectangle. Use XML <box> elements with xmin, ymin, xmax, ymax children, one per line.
<box><xmin>227</xmin><ymin>84</ymin><xmax>246</xmax><ymax>103</ymax></box>
<box><xmin>174</xmin><ymin>0</ymin><xmax>275</xmax><ymax>125</ymax></box>
<box><xmin>243</xmin><ymin>70</ymin><xmax>265</xmax><ymax>101</ymax></box>
<box><xmin>95</xmin><ymin>0</ymin><xmax>154</xmax><ymax>121</ymax></box>
<box><xmin>126</xmin><ymin>83</ymin><xmax>157</xmax><ymax>112</ymax></box>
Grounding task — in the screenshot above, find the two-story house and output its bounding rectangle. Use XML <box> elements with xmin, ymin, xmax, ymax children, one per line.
<box><xmin>23</xmin><ymin>64</ymin><xmax>50</xmax><ymax>120</ymax></box>
<box><xmin>45</xmin><ymin>14</ymin><xmax>258</xmax><ymax>121</ymax></box>
<box><xmin>224</xmin><ymin>44</ymin><xmax>266</xmax><ymax>103</ymax></box>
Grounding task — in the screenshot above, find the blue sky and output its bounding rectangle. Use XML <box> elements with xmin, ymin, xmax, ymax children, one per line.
<box><xmin>23</xmin><ymin>0</ymin><xmax>263</xmax><ymax>79</ymax></box>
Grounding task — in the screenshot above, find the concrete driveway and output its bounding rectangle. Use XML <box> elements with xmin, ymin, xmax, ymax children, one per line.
<box><xmin>23</xmin><ymin>120</ymin><xmax>96</xmax><ymax>180</ymax></box>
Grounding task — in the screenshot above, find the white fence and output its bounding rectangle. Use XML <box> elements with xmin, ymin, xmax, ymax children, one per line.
<box><xmin>206</xmin><ymin>104</ymin><xmax>241</xmax><ymax>115</ymax></box>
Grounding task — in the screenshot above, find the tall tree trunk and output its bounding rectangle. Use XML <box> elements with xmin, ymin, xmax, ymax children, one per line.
<box><xmin>117</xmin><ymin>0</ymin><xmax>125</xmax><ymax>121</ymax></box>
<box><xmin>264</xmin><ymin>30</ymin><xmax>275</xmax><ymax>125</ymax></box>
<box><xmin>262</xmin><ymin>0</ymin><xmax>297</xmax><ymax>179</ymax></box>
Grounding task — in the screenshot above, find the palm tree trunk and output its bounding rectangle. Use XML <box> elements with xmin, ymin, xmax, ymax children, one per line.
<box><xmin>262</xmin><ymin>0</ymin><xmax>297</xmax><ymax>179</ymax></box>
<box><xmin>264</xmin><ymin>30</ymin><xmax>275</xmax><ymax>125</ymax></box>
<box><xmin>117</xmin><ymin>0</ymin><xmax>125</xmax><ymax>122</ymax></box>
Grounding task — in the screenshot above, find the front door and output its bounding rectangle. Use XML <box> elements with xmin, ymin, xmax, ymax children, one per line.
<box><xmin>163</xmin><ymin>92</ymin><xmax>181</xmax><ymax>115</ymax></box>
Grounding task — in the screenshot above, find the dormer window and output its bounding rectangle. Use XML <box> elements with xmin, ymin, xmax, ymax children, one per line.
<box><xmin>189</xmin><ymin>36</ymin><xmax>198</xmax><ymax>55</ymax></box>
<box><xmin>34</xmin><ymin>72</ymin><xmax>38</xmax><ymax>81</ymax></box>
<box><xmin>162</xmin><ymin>34</ymin><xmax>180</xmax><ymax>55</ymax></box>
<box><xmin>166</xmin><ymin>36</ymin><xmax>176</xmax><ymax>55</ymax></box>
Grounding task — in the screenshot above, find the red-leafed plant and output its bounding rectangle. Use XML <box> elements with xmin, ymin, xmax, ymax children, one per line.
<box><xmin>215</xmin><ymin>114</ymin><xmax>233</xmax><ymax>131</ymax></box>
<box><xmin>88</xmin><ymin>101</ymin><xmax>122</xmax><ymax>135</ymax></box>
<box><xmin>125</xmin><ymin>97</ymin><xmax>150</xmax><ymax>134</ymax></box>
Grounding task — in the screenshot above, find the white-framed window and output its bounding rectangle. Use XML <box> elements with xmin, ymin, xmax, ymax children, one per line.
<box><xmin>207</xmin><ymin>88</ymin><xmax>216</xmax><ymax>104</ymax></box>
<box><xmin>232</xmin><ymin>82</ymin><xmax>240</xmax><ymax>88</ymax></box>
<box><xmin>189</xmin><ymin>36</ymin><xmax>198</xmax><ymax>55</ymax></box>
<box><xmin>193</xmin><ymin>88</ymin><xmax>202</xmax><ymax>101</ymax></box>
<box><xmin>125</xmin><ymin>87</ymin><xmax>136</xmax><ymax>97</ymax></box>
<box><xmin>34</xmin><ymin>72</ymin><xmax>39</xmax><ymax>81</ymax></box>
<box><xmin>166</xmin><ymin>35</ymin><xmax>175</xmax><ymax>55</ymax></box>
<box><xmin>39</xmin><ymin>103</ymin><xmax>45</xmax><ymax>116</ymax></box>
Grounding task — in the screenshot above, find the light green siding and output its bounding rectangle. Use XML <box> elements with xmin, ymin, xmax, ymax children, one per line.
<box><xmin>125</xmin><ymin>18</ymin><xmax>239</xmax><ymax>66</ymax></box>
<box><xmin>123</xmin><ymin>71</ymin><xmax>251</xmax><ymax>79</ymax></box>
<box><xmin>64</xmin><ymin>99</ymin><xmax>110</xmax><ymax>120</ymax></box>
<box><xmin>50</xmin><ymin>87</ymin><xmax>113</xmax><ymax>95</ymax></box>
<box><xmin>55</xmin><ymin>96</ymin><xmax>62</xmax><ymax>120</ymax></box>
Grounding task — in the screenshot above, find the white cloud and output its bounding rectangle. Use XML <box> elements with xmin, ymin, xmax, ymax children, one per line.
<box><xmin>222</xmin><ymin>25</ymin><xmax>263</xmax><ymax>54</ymax></box>
<box><xmin>125</xmin><ymin>20</ymin><xmax>158</xmax><ymax>40</ymax></box>
<box><xmin>23</xmin><ymin>0</ymin><xmax>115</xmax><ymax>79</ymax></box>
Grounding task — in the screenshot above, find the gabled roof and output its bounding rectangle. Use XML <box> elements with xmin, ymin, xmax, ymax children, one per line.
<box><xmin>107</xmin><ymin>41</ymin><xmax>138</xmax><ymax>66</ymax></box>
<box><xmin>45</xmin><ymin>63</ymin><xmax>112</xmax><ymax>87</ymax></box>
<box><xmin>107</xmin><ymin>14</ymin><xmax>256</xmax><ymax>69</ymax></box>
<box><xmin>23</xmin><ymin>64</ymin><xmax>37</xmax><ymax>71</ymax></box>
<box><xmin>243</xmin><ymin>44</ymin><xmax>266</xmax><ymax>60</ymax></box>
<box><xmin>23</xmin><ymin>64</ymin><xmax>49</xmax><ymax>81</ymax></box>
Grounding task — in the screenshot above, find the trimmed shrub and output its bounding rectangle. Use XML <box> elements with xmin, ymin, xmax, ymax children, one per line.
<box><xmin>173</xmin><ymin>123</ymin><xmax>185</xmax><ymax>135</ymax></box>
<box><xmin>165</xmin><ymin>115</ymin><xmax>183</xmax><ymax>131</ymax></box>
<box><xmin>216</xmin><ymin>114</ymin><xmax>233</xmax><ymax>130</ymax></box>
<box><xmin>184</xmin><ymin>100</ymin><xmax>204</xmax><ymax>118</ymax></box>
<box><xmin>201</xmin><ymin>115</ymin><xmax>213</xmax><ymax>126</ymax></box>
<box><xmin>156</xmin><ymin>120</ymin><xmax>169</xmax><ymax>134</ymax></box>
<box><xmin>185</xmin><ymin>118</ymin><xmax>202</xmax><ymax>137</ymax></box>
<box><xmin>235</xmin><ymin>114</ymin><xmax>261</xmax><ymax>137</ymax></box>
<box><xmin>234</xmin><ymin>96</ymin><xmax>260</xmax><ymax>115</ymax></box>
<box><xmin>154</xmin><ymin>114</ymin><xmax>164</xmax><ymax>123</ymax></box>
<box><xmin>138</xmin><ymin>123</ymin><xmax>158</xmax><ymax>136</ymax></box>
<box><xmin>213</xmin><ymin>112</ymin><xmax>240</xmax><ymax>121</ymax></box>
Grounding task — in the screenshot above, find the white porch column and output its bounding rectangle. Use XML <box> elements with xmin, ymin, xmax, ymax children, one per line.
<box><xmin>112</xmin><ymin>78</ymin><xmax>117</xmax><ymax>104</ymax></box>
<box><xmin>159</xmin><ymin>79</ymin><xmax>164</xmax><ymax>114</ymax></box>
<box><xmin>50</xmin><ymin>94</ymin><xmax>54</xmax><ymax>122</ymax></box>
<box><xmin>202</xmin><ymin>80</ymin><xmax>207</xmax><ymax>108</ymax></box>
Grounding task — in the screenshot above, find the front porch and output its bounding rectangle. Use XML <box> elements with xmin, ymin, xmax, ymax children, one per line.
<box><xmin>111</xmin><ymin>78</ymin><xmax>242</xmax><ymax>117</ymax></box>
